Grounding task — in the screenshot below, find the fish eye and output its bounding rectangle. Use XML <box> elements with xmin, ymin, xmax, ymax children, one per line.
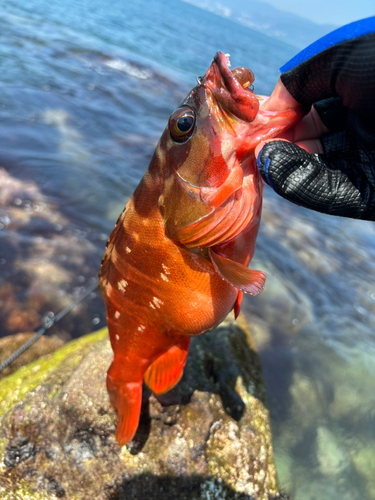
<box><xmin>169</xmin><ymin>106</ymin><xmax>196</xmax><ymax>143</ymax></box>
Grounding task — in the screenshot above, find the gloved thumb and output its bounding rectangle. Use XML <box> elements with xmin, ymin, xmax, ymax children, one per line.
<box><xmin>256</xmin><ymin>140</ymin><xmax>374</xmax><ymax>219</ymax></box>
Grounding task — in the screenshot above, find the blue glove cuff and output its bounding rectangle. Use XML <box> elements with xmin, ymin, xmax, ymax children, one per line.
<box><xmin>280</xmin><ymin>16</ymin><xmax>375</xmax><ymax>73</ymax></box>
<box><xmin>256</xmin><ymin>147</ymin><xmax>280</xmax><ymax>194</ymax></box>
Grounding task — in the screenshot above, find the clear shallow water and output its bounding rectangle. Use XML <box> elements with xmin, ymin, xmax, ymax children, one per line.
<box><xmin>0</xmin><ymin>0</ymin><xmax>374</xmax><ymax>498</ymax></box>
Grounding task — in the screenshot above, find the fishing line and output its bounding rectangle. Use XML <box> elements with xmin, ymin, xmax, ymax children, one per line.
<box><xmin>0</xmin><ymin>277</ymin><xmax>99</xmax><ymax>374</ymax></box>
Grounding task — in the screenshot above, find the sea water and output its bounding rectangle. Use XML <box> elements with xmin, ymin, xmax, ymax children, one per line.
<box><xmin>0</xmin><ymin>0</ymin><xmax>374</xmax><ymax>498</ymax></box>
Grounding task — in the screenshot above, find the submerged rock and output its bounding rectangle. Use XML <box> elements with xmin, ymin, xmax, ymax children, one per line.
<box><xmin>0</xmin><ymin>315</ymin><xmax>287</xmax><ymax>500</ymax></box>
<box><xmin>0</xmin><ymin>333</ymin><xmax>64</xmax><ymax>381</ymax></box>
<box><xmin>0</xmin><ymin>167</ymin><xmax>102</xmax><ymax>339</ymax></box>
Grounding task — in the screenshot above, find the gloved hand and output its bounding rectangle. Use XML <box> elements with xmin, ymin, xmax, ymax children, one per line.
<box><xmin>256</xmin><ymin>16</ymin><xmax>375</xmax><ymax>220</ymax></box>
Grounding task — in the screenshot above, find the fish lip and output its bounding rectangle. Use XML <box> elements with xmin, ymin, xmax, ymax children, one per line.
<box><xmin>205</xmin><ymin>51</ymin><xmax>259</xmax><ymax>123</ymax></box>
<box><xmin>213</xmin><ymin>51</ymin><xmax>247</xmax><ymax>99</ymax></box>
<box><xmin>213</xmin><ymin>51</ymin><xmax>233</xmax><ymax>80</ymax></box>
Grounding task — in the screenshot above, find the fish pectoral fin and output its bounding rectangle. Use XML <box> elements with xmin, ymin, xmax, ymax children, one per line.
<box><xmin>209</xmin><ymin>248</ymin><xmax>266</xmax><ymax>296</ymax></box>
<box><xmin>144</xmin><ymin>337</ymin><xmax>190</xmax><ymax>395</ymax></box>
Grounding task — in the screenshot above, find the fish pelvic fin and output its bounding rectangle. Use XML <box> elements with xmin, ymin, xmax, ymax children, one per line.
<box><xmin>144</xmin><ymin>337</ymin><xmax>190</xmax><ymax>395</ymax></box>
<box><xmin>209</xmin><ymin>247</ymin><xmax>266</xmax><ymax>296</ymax></box>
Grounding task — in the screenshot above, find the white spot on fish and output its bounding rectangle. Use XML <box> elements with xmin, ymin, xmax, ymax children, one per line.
<box><xmin>162</xmin><ymin>264</ymin><xmax>170</xmax><ymax>275</ymax></box>
<box><xmin>111</xmin><ymin>247</ymin><xmax>119</xmax><ymax>264</ymax></box>
<box><xmin>106</xmin><ymin>282</ymin><xmax>113</xmax><ymax>296</ymax></box>
<box><xmin>156</xmin><ymin>146</ymin><xmax>166</xmax><ymax>166</ymax></box>
<box><xmin>149</xmin><ymin>302</ymin><xmax>156</xmax><ymax>310</ymax></box>
<box><xmin>115</xmin><ymin>334</ymin><xmax>120</xmax><ymax>341</ymax></box>
<box><xmin>137</xmin><ymin>325</ymin><xmax>146</xmax><ymax>332</ymax></box>
<box><xmin>114</xmin><ymin>311</ymin><xmax>120</xmax><ymax>319</ymax></box>
<box><xmin>152</xmin><ymin>296</ymin><xmax>164</xmax><ymax>309</ymax></box>
<box><xmin>220</xmin><ymin>139</ymin><xmax>235</xmax><ymax>166</ymax></box>
<box><xmin>160</xmin><ymin>273</ymin><xmax>169</xmax><ymax>282</ymax></box>
<box><xmin>118</xmin><ymin>279</ymin><xmax>128</xmax><ymax>293</ymax></box>
<box><xmin>125</xmin><ymin>247</ymin><xmax>131</xmax><ymax>253</ymax></box>
<box><xmin>199</xmin><ymin>96</ymin><xmax>210</xmax><ymax>119</ymax></box>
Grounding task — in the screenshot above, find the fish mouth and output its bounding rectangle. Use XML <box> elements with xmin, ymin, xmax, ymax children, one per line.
<box><xmin>204</xmin><ymin>51</ymin><xmax>260</xmax><ymax>123</ymax></box>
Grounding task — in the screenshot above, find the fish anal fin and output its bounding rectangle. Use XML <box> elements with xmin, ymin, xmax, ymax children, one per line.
<box><xmin>233</xmin><ymin>290</ymin><xmax>243</xmax><ymax>319</ymax></box>
<box><xmin>209</xmin><ymin>247</ymin><xmax>266</xmax><ymax>296</ymax></box>
<box><xmin>107</xmin><ymin>369</ymin><xmax>142</xmax><ymax>446</ymax></box>
<box><xmin>144</xmin><ymin>337</ymin><xmax>190</xmax><ymax>395</ymax></box>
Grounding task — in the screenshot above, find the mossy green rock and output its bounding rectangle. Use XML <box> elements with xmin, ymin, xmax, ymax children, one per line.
<box><xmin>0</xmin><ymin>333</ymin><xmax>64</xmax><ymax>381</ymax></box>
<box><xmin>0</xmin><ymin>316</ymin><xmax>286</xmax><ymax>500</ymax></box>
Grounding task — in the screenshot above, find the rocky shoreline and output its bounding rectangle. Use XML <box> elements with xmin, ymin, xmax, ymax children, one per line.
<box><xmin>0</xmin><ymin>314</ymin><xmax>287</xmax><ymax>500</ymax></box>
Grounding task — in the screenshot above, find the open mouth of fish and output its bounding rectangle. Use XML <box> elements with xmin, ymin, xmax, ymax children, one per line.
<box><xmin>206</xmin><ymin>51</ymin><xmax>260</xmax><ymax>123</ymax></box>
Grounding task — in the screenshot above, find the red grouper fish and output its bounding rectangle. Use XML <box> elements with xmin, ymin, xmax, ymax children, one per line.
<box><xmin>99</xmin><ymin>52</ymin><xmax>304</xmax><ymax>445</ymax></box>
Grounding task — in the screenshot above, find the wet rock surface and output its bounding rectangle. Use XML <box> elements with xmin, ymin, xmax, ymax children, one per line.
<box><xmin>0</xmin><ymin>316</ymin><xmax>287</xmax><ymax>500</ymax></box>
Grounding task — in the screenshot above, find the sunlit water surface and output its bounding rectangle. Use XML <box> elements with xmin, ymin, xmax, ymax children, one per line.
<box><xmin>0</xmin><ymin>0</ymin><xmax>374</xmax><ymax>498</ymax></box>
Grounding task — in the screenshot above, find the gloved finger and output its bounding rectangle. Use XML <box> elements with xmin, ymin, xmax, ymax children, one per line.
<box><xmin>294</xmin><ymin>139</ymin><xmax>324</xmax><ymax>154</ymax></box>
<box><xmin>256</xmin><ymin>140</ymin><xmax>375</xmax><ymax>219</ymax></box>
<box><xmin>255</xmin><ymin>137</ymin><xmax>323</xmax><ymax>158</ymax></box>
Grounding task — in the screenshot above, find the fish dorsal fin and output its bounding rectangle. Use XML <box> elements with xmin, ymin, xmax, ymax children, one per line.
<box><xmin>209</xmin><ymin>248</ymin><xmax>266</xmax><ymax>296</ymax></box>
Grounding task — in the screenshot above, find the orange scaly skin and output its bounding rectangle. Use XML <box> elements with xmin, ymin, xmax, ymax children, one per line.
<box><xmin>99</xmin><ymin>52</ymin><xmax>304</xmax><ymax>445</ymax></box>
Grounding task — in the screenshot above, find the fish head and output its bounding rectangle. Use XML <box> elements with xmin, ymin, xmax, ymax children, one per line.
<box><xmin>168</xmin><ymin>51</ymin><xmax>261</xmax><ymax>182</ymax></box>
<box><xmin>157</xmin><ymin>51</ymin><xmax>297</xmax><ymax>248</ymax></box>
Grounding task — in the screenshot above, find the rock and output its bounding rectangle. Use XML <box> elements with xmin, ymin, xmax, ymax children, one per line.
<box><xmin>0</xmin><ymin>333</ymin><xmax>64</xmax><ymax>380</ymax></box>
<box><xmin>288</xmin><ymin>372</ymin><xmax>324</xmax><ymax>428</ymax></box>
<box><xmin>0</xmin><ymin>167</ymin><xmax>103</xmax><ymax>339</ymax></box>
<box><xmin>0</xmin><ymin>316</ymin><xmax>287</xmax><ymax>500</ymax></box>
<box><xmin>315</xmin><ymin>426</ymin><xmax>349</xmax><ymax>477</ymax></box>
<box><xmin>293</xmin><ymin>481</ymin><xmax>344</xmax><ymax>500</ymax></box>
<box><xmin>351</xmin><ymin>447</ymin><xmax>375</xmax><ymax>499</ymax></box>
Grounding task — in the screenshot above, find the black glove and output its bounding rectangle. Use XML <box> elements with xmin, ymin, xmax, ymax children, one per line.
<box><xmin>257</xmin><ymin>17</ymin><xmax>375</xmax><ymax>220</ymax></box>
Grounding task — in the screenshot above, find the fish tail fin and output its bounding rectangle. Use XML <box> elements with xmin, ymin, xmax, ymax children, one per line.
<box><xmin>144</xmin><ymin>336</ymin><xmax>190</xmax><ymax>395</ymax></box>
<box><xmin>107</xmin><ymin>359</ymin><xmax>143</xmax><ymax>446</ymax></box>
